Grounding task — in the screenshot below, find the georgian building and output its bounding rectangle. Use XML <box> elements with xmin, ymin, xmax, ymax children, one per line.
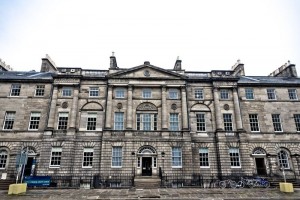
<box><xmin>0</xmin><ymin>55</ymin><xmax>299</xmax><ymax>187</ymax></box>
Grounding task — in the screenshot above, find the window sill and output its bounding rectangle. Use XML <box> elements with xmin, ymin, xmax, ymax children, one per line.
<box><xmin>200</xmin><ymin>166</ymin><xmax>210</xmax><ymax>169</ymax></box>
<box><xmin>82</xmin><ymin>166</ymin><xmax>93</xmax><ymax>169</ymax></box>
<box><xmin>172</xmin><ymin>166</ymin><xmax>182</xmax><ymax>168</ymax></box>
<box><xmin>49</xmin><ymin>166</ymin><xmax>60</xmax><ymax>168</ymax></box>
<box><xmin>111</xmin><ymin>166</ymin><xmax>122</xmax><ymax>168</ymax></box>
<box><xmin>230</xmin><ymin>166</ymin><xmax>241</xmax><ymax>169</ymax></box>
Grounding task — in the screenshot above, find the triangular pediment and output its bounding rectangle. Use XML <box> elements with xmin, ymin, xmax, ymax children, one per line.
<box><xmin>108</xmin><ymin>64</ymin><xmax>187</xmax><ymax>79</ymax></box>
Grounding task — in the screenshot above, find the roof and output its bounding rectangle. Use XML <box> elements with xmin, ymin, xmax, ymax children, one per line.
<box><xmin>0</xmin><ymin>71</ymin><xmax>53</xmax><ymax>81</ymax></box>
<box><xmin>238</xmin><ymin>76</ymin><xmax>300</xmax><ymax>85</ymax></box>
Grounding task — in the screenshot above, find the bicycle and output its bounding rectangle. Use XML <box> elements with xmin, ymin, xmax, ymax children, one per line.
<box><xmin>237</xmin><ymin>177</ymin><xmax>254</xmax><ymax>188</ymax></box>
<box><xmin>252</xmin><ymin>177</ymin><xmax>270</xmax><ymax>188</ymax></box>
<box><xmin>219</xmin><ymin>179</ymin><xmax>237</xmax><ymax>188</ymax></box>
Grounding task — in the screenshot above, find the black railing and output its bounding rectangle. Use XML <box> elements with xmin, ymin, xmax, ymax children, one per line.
<box><xmin>93</xmin><ymin>173</ymin><xmax>134</xmax><ymax>188</ymax></box>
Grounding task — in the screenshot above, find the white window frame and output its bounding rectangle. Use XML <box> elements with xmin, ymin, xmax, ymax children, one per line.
<box><xmin>267</xmin><ymin>88</ymin><xmax>276</xmax><ymax>100</ymax></box>
<box><xmin>82</xmin><ymin>148</ymin><xmax>94</xmax><ymax>168</ymax></box>
<box><xmin>277</xmin><ymin>150</ymin><xmax>290</xmax><ymax>169</ymax></box>
<box><xmin>199</xmin><ymin>148</ymin><xmax>209</xmax><ymax>168</ymax></box>
<box><xmin>170</xmin><ymin>113</ymin><xmax>179</xmax><ymax>131</ymax></box>
<box><xmin>142</xmin><ymin>88</ymin><xmax>152</xmax><ymax>98</ymax></box>
<box><xmin>28</xmin><ymin>112</ymin><xmax>41</xmax><ymax>130</ymax></box>
<box><xmin>220</xmin><ymin>89</ymin><xmax>229</xmax><ymax>100</ymax></box>
<box><xmin>172</xmin><ymin>147</ymin><xmax>182</xmax><ymax>168</ymax></box>
<box><xmin>114</xmin><ymin>112</ymin><xmax>124</xmax><ymax>130</ymax></box>
<box><xmin>86</xmin><ymin>113</ymin><xmax>97</xmax><ymax>131</ymax></box>
<box><xmin>229</xmin><ymin>148</ymin><xmax>241</xmax><ymax>168</ymax></box>
<box><xmin>0</xmin><ymin>149</ymin><xmax>8</xmax><ymax>169</ymax></box>
<box><xmin>294</xmin><ymin>114</ymin><xmax>300</xmax><ymax>132</ymax></box>
<box><xmin>249</xmin><ymin>114</ymin><xmax>260</xmax><ymax>132</ymax></box>
<box><xmin>272</xmin><ymin>114</ymin><xmax>283</xmax><ymax>132</ymax></box>
<box><xmin>169</xmin><ymin>89</ymin><xmax>178</xmax><ymax>99</ymax></box>
<box><xmin>49</xmin><ymin>147</ymin><xmax>62</xmax><ymax>168</ymax></box>
<box><xmin>62</xmin><ymin>87</ymin><xmax>72</xmax><ymax>97</ymax></box>
<box><xmin>112</xmin><ymin>146</ymin><xmax>122</xmax><ymax>168</ymax></box>
<box><xmin>35</xmin><ymin>85</ymin><xmax>45</xmax><ymax>96</ymax></box>
<box><xmin>223</xmin><ymin>113</ymin><xmax>233</xmax><ymax>131</ymax></box>
<box><xmin>136</xmin><ymin>113</ymin><xmax>157</xmax><ymax>131</ymax></box>
<box><xmin>89</xmin><ymin>87</ymin><xmax>99</xmax><ymax>97</ymax></box>
<box><xmin>3</xmin><ymin>111</ymin><xmax>15</xmax><ymax>130</ymax></box>
<box><xmin>245</xmin><ymin>88</ymin><xmax>254</xmax><ymax>100</ymax></box>
<box><xmin>288</xmin><ymin>89</ymin><xmax>298</xmax><ymax>100</ymax></box>
<box><xmin>195</xmin><ymin>88</ymin><xmax>204</xmax><ymax>100</ymax></box>
<box><xmin>196</xmin><ymin>113</ymin><xmax>206</xmax><ymax>132</ymax></box>
<box><xmin>115</xmin><ymin>88</ymin><xmax>125</xmax><ymax>98</ymax></box>
<box><xmin>57</xmin><ymin>112</ymin><xmax>69</xmax><ymax>130</ymax></box>
<box><xmin>10</xmin><ymin>84</ymin><xmax>21</xmax><ymax>96</ymax></box>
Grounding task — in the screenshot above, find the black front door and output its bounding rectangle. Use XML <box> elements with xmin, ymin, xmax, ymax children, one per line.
<box><xmin>142</xmin><ymin>157</ymin><xmax>152</xmax><ymax>176</ymax></box>
<box><xmin>256</xmin><ymin>157</ymin><xmax>267</xmax><ymax>175</ymax></box>
<box><xmin>24</xmin><ymin>157</ymin><xmax>34</xmax><ymax>176</ymax></box>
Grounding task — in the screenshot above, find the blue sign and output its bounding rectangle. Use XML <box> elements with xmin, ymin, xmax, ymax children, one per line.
<box><xmin>24</xmin><ymin>176</ymin><xmax>51</xmax><ymax>187</ymax></box>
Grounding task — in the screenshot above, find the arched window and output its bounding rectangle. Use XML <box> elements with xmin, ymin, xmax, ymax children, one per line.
<box><xmin>0</xmin><ymin>149</ymin><xmax>8</xmax><ymax>169</ymax></box>
<box><xmin>277</xmin><ymin>150</ymin><xmax>290</xmax><ymax>169</ymax></box>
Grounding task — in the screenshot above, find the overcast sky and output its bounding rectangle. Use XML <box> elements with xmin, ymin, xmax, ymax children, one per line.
<box><xmin>0</xmin><ymin>0</ymin><xmax>299</xmax><ymax>76</ymax></box>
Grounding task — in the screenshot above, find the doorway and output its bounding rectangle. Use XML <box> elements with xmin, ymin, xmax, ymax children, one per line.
<box><xmin>142</xmin><ymin>157</ymin><xmax>152</xmax><ymax>176</ymax></box>
<box><xmin>24</xmin><ymin>157</ymin><xmax>34</xmax><ymax>176</ymax></box>
<box><xmin>255</xmin><ymin>157</ymin><xmax>267</xmax><ymax>175</ymax></box>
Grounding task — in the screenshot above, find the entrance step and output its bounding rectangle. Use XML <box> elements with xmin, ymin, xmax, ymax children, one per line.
<box><xmin>0</xmin><ymin>180</ymin><xmax>14</xmax><ymax>190</ymax></box>
<box><xmin>134</xmin><ymin>176</ymin><xmax>161</xmax><ymax>189</ymax></box>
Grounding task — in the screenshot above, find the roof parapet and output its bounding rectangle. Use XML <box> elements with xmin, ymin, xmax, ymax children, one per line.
<box><xmin>269</xmin><ymin>61</ymin><xmax>297</xmax><ymax>77</ymax></box>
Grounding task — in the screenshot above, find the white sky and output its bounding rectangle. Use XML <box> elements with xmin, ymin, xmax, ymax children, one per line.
<box><xmin>0</xmin><ymin>0</ymin><xmax>299</xmax><ymax>76</ymax></box>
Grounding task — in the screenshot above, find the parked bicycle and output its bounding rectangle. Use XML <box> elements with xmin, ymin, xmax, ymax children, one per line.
<box><xmin>219</xmin><ymin>179</ymin><xmax>237</xmax><ymax>188</ymax></box>
<box><xmin>252</xmin><ymin>177</ymin><xmax>270</xmax><ymax>188</ymax></box>
<box><xmin>237</xmin><ymin>177</ymin><xmax>254</xmax><ymax>188</ymax></box>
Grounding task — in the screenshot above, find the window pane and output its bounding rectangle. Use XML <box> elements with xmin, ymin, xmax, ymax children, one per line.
<box><xmin>3</xmin><ymin>111</ymin><xmax>15</xmax><ymax>130</ymax></box>
<box><xmin>58</xmin><ymin>113</ymin><xmax>68</xmax><ymax>130</ymax></box>
<box><xmin>223</xmin><ymin>114</ymin><xmax>233</xmax><ymax>131</ymax></box>
<box><xmin>294</xmin><ymin>114</ymin><xmax>300</xmax><ymax>132</ymax></box>
<box><xmin>288</xmin><ymin>89</ymin><xmax>298</xmax><ymax>100</ymax></box>
<box><xmin>82</xmin><ymin>148</ymin><xmax>94</xmax><ymax>167</ymax></box>
<box><xmin>267</xmin><ymin>89</ymin><xmax>276</xmax><ymax>100</ymax></box>
<box><xmin>35</xmin><ymin>85</ymin><xmax>45</xmax><ymax>96</ymax></box>
<box><xmin>220</xmin><ymin>89</ymin><xmax>229</xmax><ymax>100</ymax></box>
<box><xmin>143</xmin><ymin>89</ymin><xmax>151</xmax><ymax>98</ymax></box>
<box><xmin>172</xmin><ymin>147</ymin><xmax>182</xmax><ymax>167</ymax></box>
<box><xmin>229</xmin><ymin>148</ymin><xmax>240</xmax><ymax>167</ymax></box>
<box><xmin>115</xmin><ymin>88</ymin><xmax>125</xmax><ymax>98</ymax></box>
<box><xmin>89</xmin><ymin>87</ymin><xmax>99</xmax><ymax>97</ymax></box>
<box><xmin>196</xmin><ymin>114</ymin><xmax>206</xmax><ymax>131</ymax></box>
<box><xmin>87</xmin><ymin>113</ymin><xmax>97</xmax><ymax>130</ymax></box>
<box><xmin>199</xmin><ymin>148</ymin><xmax>209</xmax><ymax>167</ymax></box>
<box><xmin>62</xmin><ymin>87</ymin><xmax>72</xmax><ymax>96</ymax></box>
<box><xmin>112</xmin><ymin>147</ymin><xmax>122</xmax><ymax>167</ymax></box>
<box><xmin>29</xmin><ymin>112</ymin><xmax>41</xmax><ymax>130</ymax></box>
<box><xmin>195</xmin><ymin>89</ymin><xmax>203</xmax><ymax>99</ymax></box>
<box><xmin>170</xmin><ymin>113</ymin><xmax>179</xmax><ymax>131</ymax></box>
<box><xmin>169</xmin><ymin>89</ymin><xmax>178</xmax><ymax>99</ymax></box>
<box><xmin>249</xmin><ymin>114</ymin><xmax>260</xmax><ymax>132</ymax></box>
<box><xmin>245</xmin><ymin>88</ymin><xmax>254</xmax><ymax>100</ymax></box>
<box><xmin>50</xmin><ymin>147</ymin><xmax>62</xmax><ymax>167</ymax></box>
<box><xmin>272</xmin><ymin>114</ymin><xmax>282</xmax><ymax>132</ymax></box>
<box><xmin>10</xmin><ymin>84</ymin><xmax>21</xmax><ymax>96</ymax></box>
<box><xmin>0</xmin><ymin>150</ymin><xmax>8</xmax><ymax>169</ymax></box>
<box><xmin>278</xmin><ymin>150</ymin><xmax>290</xmax><ymax>169</ymax></box>
<box><xmin>114</xmin><ymin>112</ymin><xmax>124</xmax><ymax>130</ymax></box>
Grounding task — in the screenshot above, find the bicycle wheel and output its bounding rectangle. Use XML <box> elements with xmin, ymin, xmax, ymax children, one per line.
<box><xmin>219</xmin><ymin>181</ymin><xmax>226</xmax><ymax>189</ymax></box>
<box><xmin>230</xmin><ymin>181</ymin><xmax>237</xmax><ymax>189</ymax></box>
<box><xmin>263</xmin><ymin>181</ymin><xmax>270</xmax><ymax>188</ymax></box>
<box><xmin>237</xmin><ymin>181</ymin><xmax>244</xmax><ymax>188</ymax></box>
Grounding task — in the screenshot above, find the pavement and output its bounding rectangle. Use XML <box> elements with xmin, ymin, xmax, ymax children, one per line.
<box><xmin>1</xmin><ymin>187</ymin><xmax>300</xmax><ymax>200</ymax></box>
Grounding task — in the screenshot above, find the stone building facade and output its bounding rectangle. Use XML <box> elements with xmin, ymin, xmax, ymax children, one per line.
<box><xmin>0</xmin><ymin>55</ymin><xmax>300</xmax><ymax>187</ymax></box>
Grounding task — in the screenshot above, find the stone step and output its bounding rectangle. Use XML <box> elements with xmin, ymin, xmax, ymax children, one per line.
<box><xmin>134</xmin><ymin>176</ymin><xmax>161</xmax><ymax>189</ymax></box>
<box><xmin>0</xmin><ymin>180</ymin><xmax>14</xmax><ymax>190</ymax></box>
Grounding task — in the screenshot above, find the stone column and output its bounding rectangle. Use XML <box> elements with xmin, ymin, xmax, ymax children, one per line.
<box><xmin>213</xmin><ymin>88</ymin><xmax>222</xmax><ymax>130</ymax></box>
<box><xmin>105</xmin><ymin>85</ymin><xmax>113</xmax><ymax>129</ymax></box>
<box><xmin>70</xmin><ymin>87</ymin><xmax>79</xmax><ymax>128</ymax></box>
<box><xmin>47</xmin><ymin>86</ymin><xmax>58</xmax><ymax>129</ymax></box>
<box><xmin>126</xmin><ymin>85</ymin><xmax>133</xmax><ymax>129</ymax></box>
<box><xmin>181</xmin><ymin>86</ymin><xmax>188</xmax><ymax>130</ymax></box>
<box><xmin>233</xmin><ymin>88</ymin><xmax>243</xmax><ymax>130</ymax></box>
<box><xmin>161</xmin><ymin>86</ymin><xmax>168</xmax><ymax>129</ymax></box>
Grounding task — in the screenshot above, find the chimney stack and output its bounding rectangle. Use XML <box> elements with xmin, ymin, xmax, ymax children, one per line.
<box><xmin>110</xmin><ymin>52</ymin><xmax>118</xmax><ymax>69</ymax></box>
<box><xmin>174</xmin><ymin>56</ymin><xmax>182</xmax><ymax>71</ymax></box>
<box><xmin>40</xmin><ymin>54</ymin><xmax>58</xmax><ymax>72</ymax></box>
<box><xmin>269</xmin><ymin>61</ymin><xmax>297</xmax><ymax>77</ymax></box>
